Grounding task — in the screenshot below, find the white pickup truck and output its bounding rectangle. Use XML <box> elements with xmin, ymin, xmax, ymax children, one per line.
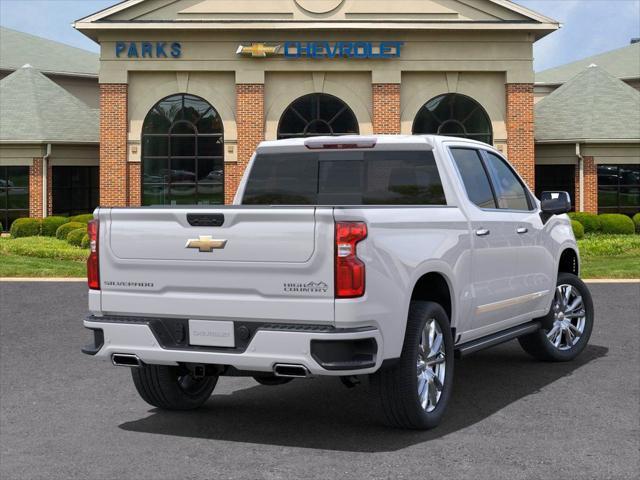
<box><xmin>82</xmin><ymin>135</ymin><xmax>593</xmax><ymax>429</ymax></box>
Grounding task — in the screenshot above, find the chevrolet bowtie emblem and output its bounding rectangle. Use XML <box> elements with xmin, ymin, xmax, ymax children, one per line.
<box><xmin>185</xmin><ymin>236</ymin><xmax>228</xmax><ymax>252</ymax></box>
<box><xmin>236</xmin><ymin>43</ymin><xmax>282</xmax><ymax>57</ymax></box>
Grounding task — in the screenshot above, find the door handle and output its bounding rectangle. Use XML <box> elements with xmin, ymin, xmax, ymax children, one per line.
<box><xmin>516</xmin><ymin>227</ymin><xmax>528</xmax><ymax>234</ymax></box>
<box><xmin>475</xmin><ymin>228</ymin><xmax>490</xmax><ymax>237</ymax></box>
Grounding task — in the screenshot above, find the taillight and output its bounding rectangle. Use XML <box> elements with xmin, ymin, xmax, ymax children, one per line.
<box><xmin>335</xmin><ymin>222</ymin><xmax>367</xmax><ymax>298</ymax></box>
<box><xmin>87</xmin><ymin>219</ymin><xmax>100</xmax><ymax>290</ymax></box>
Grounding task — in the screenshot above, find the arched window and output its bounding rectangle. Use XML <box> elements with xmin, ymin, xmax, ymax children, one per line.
<box><xmin>142</xmin><ymin>94</ymin><xmax>224</xmax><ymax>206</ymax></box>
<box><xmin>412</xmin><ymin>93</ymin><xmax>493</xmax><ymax>145</ymax></box>
<box><xmin>278</xmin><ymin>93</ymin><xmax>359</xmax><ymax>139</ymax></box>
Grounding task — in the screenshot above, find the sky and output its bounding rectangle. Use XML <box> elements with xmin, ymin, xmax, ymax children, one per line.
<box><xmin>0</xmin><ymin>0</ymin><xmax>639</xmax><ymax>72</ymax></box>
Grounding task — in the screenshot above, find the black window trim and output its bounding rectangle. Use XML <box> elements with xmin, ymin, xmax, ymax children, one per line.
<box><xmin>447</xmin><ymin>144</ymin><xmax>536</xmax><ymax>213</ymax></box>
<box><xmin>412</xmin><ymin>93</ymin><xmax>494</xmax><ymax>146</ymax></box>
<box><xmin>596</xmin><ymin>163</ymin><xmax>640</xmax><ymax>214</ymax></box>
<box><xmin>277</xmin><ymin>93</ymin><xmax>360</xmax><ymax>140</ymax></box>
<box><xmin>477</xmin><ymin>148</ymin><xmax>535</xmax><ymax>212</ymax></box>
<box><xmin>241</xmin><ymin>149</ymin><xmax>449</xmax><ymax>206</ymax></box>
<box><xmin>0</xmin><ymin>165</ymin><xmax>30</xmax><ymax>232</ymax></box>
<box><xmin>51</xmin><ymin>165</ymin><xmax>100</xmax><ymax>216</ymax></box>
<box><xmin>141</xmin><ymin>93</ymin><xmax>225</xmax><ymax>207</ymax></box>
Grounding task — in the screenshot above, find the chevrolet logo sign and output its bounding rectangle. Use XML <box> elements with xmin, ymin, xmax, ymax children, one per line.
<box><xmin>185</xmin><ymin>236</ymin><xmax>228</xmax><ymax>253</ymax></box>
<box><xmin>236</xmin><ymin>43</ymin><xmax>283</xmax><ymax>57</ymax></box>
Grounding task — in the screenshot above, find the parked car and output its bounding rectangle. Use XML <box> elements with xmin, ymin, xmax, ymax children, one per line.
<box><xmin>82</xmin><ymin>135</ymin><xmax>593</xmax><ymax>429</ymax></box>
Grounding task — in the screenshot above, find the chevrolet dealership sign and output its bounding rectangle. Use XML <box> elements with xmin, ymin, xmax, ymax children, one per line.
<box><xmin>237</xmin><ymin>41</ymin><xmax>404</xmax><ymax>59</ymax></box>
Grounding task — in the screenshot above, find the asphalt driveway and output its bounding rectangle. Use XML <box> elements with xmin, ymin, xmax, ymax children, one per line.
<box><xmin>0</xmin><ymin>282</ymin><xmax>638</xmax><ymax>479</ymax></box>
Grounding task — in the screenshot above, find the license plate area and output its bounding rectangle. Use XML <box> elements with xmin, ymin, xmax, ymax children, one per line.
<box><xmin>188</xmin><ymin>320</ymin><xmax>235</xmax><ymax>348</ymax></box>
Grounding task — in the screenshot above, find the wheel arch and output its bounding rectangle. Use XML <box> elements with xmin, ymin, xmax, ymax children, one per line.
<box><xmin>558</xmin><ymin>247</ymin><xmax>580</xmax><ymax>277</ymax></box>
<box><xmin>410</xmin><ymin>271</ymin><xmax>454</xmax><ymax>329</ymax></box>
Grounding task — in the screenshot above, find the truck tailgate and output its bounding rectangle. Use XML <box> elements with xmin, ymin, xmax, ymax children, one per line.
<box><xmin>97</xmin><ymin>207</ymin><xmax>335</xmax><ymax>324</ymax></box>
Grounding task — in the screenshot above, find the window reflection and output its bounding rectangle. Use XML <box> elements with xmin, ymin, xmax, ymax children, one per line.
<box><xmin>142</xmin><ymin>94</ymin><xmax>224</xmax><ymax>206</ymax></box>
<box><xmin>413</xmin><ymin>93</ymin><xmax>493</xmax><ymax>145</ymax></box>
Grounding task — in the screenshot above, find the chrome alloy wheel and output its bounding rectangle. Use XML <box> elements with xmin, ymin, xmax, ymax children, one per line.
<box><xmin>417</xmin><ymin>318</ymin><xmax>447</xmax><ymax>412</ymax></box>
<box><xmin>546</xmin><ymin>284</ymin><xmax>586</xmax><ymax>351</ymax></box>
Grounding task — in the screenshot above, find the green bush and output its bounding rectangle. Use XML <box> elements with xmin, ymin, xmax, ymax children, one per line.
<box><xmin>633</xmin><ymin>213</ymin><xmax>640</xmax><ymax>234</ymax></box>
<box><xmin>40</xmin><ymin>216</ymin><xmax>69</xmax><ymax>237</ymax></box>
<box><xmin>66</xmin><ymin>228</ymin><xmax>87</xmax><ymax>247</ymax></box>
<box><xmin>568</xmin><ymin>212</ymin><xmax>601</xmax><ymax>233</ymax></box>
<box><xmin>68</xmin><ymin>214</ymin><xmax>94</xmax><ymax>224</ymax></box>
<box><xmin>55</xmin><ymin>221</ymin><xmax>86</xmax><ymax>240</ymax></box>
<box><xmin>598</xmin><ymin>214</ymin><xmax>635</xmax><ymax>235</ymax></box>
<box><xmin>80</xmin><ymin>234</ymin><xmax>90</xmax><ymax>249</ymax></box>
<box><xmin>571</xmin><ymin>220</ymin><xmax>584</xmax><ymax>239</ymax></box>
<box><xmin>10</xmin><ymin>218</ymin><xmax>41</xmax><ymax>238</ymax></box>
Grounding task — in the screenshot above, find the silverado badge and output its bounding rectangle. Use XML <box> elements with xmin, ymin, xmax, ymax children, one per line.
<box><xmin>185</xmin><ymin>236</ymin><xmax>227</xmax><ymax>252</ymax></box>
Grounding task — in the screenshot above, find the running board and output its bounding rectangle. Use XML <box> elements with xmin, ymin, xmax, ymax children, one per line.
<box><xmin>454</xmin><ymin>321</ymin><xmax>541</xmax><ymax>358</ymax></box>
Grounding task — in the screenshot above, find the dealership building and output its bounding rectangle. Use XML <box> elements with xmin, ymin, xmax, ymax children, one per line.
<box><xmin>1</xmin><ymin>0</ymin><xmax>638</xmax><ymax>230</ymax></box>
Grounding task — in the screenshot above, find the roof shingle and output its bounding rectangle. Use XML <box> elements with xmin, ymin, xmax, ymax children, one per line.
<box><xmin>0</xmin><ymin>65</ymin><xmax>99</xmax><ymax>143</ymax></box>
<box><xmin>536</xmin><ymin>42</ymin><xmax>640</xmax><ymax>85</ymax></box>
<box><xmin>0</xmin><ymin>26</ymin><xmax>98</xmax><ymax>77</ymax></box>
<box><xmin>534</xmin><ymin>65</ymin><xmax>640</xmax><ymax>143</ymax></box>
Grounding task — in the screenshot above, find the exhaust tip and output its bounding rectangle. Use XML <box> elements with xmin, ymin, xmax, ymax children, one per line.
<box><xmin>273</xmin><ymin>364</ymin><xmax>309</xmax><ymax>378</ymax></box>
<box><xmin>112</xmin><ymin>353</ymin><xmax>142</xmax><ymax>368</ymax></box>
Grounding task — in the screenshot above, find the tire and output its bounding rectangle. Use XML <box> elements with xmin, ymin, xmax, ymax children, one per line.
<box><xmin>131</xmin><ymin>364</ymin><xmax>218</xmax><ymax>410</ymax></box>
<box><xmin>253</xmin><ymin>375</ymin><xmax>293</xmax><ymax>386</ymax></box>
<box><xmin>371</xmin><ymin>301</ymin><xmax>454</xmax><ymax>430</ymax></box>
<box><xmin>518</xmin><ymin>272</ymin><xmax>594</xmax><ymax>362</ymax></box>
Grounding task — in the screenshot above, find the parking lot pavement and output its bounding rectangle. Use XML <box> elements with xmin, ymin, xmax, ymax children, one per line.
<box><xmin>1</xmin><ymin>282</ymin><xmax>638</xmax><ymax>480</ymax></box>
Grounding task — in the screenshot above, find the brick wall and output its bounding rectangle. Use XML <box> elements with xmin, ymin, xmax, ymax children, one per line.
<box><xmin>372</xmin><ymin>84</ymin><xmax>401</xmax><ymax>134</ymax></box>
<box><xmin>29</xmin><ymin>158</ymin><xmax>43</xmax><ymax>218</ymax></box>
<box><xmin>225</xmin><ymin>84</ymin><xmax>264</xmax><ymax>203</ymax></box>
<box><xmin>100</xmin><ymin>84</ymin><xmax>128</xmax><ymax>207</ymax></box>
<box><xmin>128</xmin><ymin>163</ymin><xmax>141</xmax><ymax>207</ymax></box>
<box><xmin>506</xmin><ymin>83</ymin><xmax>535</xmax><ymax>189</ymax></box>
<box><xmin>575</xmin><ymin>156</ymin><xmax>598</xmax><ymax>213</ymax></box>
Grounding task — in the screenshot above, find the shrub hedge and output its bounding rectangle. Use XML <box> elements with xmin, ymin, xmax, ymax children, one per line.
<box><xmin>67</xmin><ymin>228</ymin><xmax>87</xmax><ymax>247</ymax></box>
<box><xmin>633</xmin><ymin>213</ymin><xmax>640</xmax><ymax>234</ymax></box>
<box><xmin>568</xmin><ymin>212</ymin><xmax>601</xmax><ymax>233</ymax></box>
<box><xmin>41</xmin><ymin>216</ymin><xmax>69</xmax><ymax>237</ymax></box>
<box><xmin>598</xmin><ymin>214</ymin><xmax>635</xmax><ymax>234</ymax></box>
<box><xmin>0</xmin><ymin>236</ymin><xmax>89</xmax><ymax>261</ymax></box>
<box><xmin>56</xmin><ymin>222</ymin><xmax>86</xmax><ymax>240</ymax></box>
<box><xmin>80</xmin><ymin>234</ymin><xmax>90</xmax><ymax>249</ymax></box>
<box><xmin>68</xmin><ymin>214</ymin><xmax>94</xmax><ymax>224</ymax></box>
<box><xmin>571</xmin><ymin>220</ymin><xmax>584</xmax><ymax>239</ymax></box>
<box><xmin>10</xmin><ymin>218</ymin><xmax>41</xmax><ymax>238</ymax></box>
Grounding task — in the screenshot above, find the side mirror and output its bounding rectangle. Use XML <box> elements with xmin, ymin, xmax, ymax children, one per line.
<box><xmin>540</xmin><ymin>191</ymin><xmax>571</xmax><ymax>215</ymax></box>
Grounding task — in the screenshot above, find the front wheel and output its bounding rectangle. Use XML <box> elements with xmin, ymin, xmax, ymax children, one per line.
<box><xmin>371</xmin><ymin>301</ymin><xmax>454</xmax><ymax>430</ymax></box>
<box><xmin>519</xmin><ymin>272</ymin><xmax>594</xmax><ymax>362</ymax></box>
<box><xmin>131</xmin><ymin>364</ymin><xmax>218</xmax><ymax>410</ymax></box>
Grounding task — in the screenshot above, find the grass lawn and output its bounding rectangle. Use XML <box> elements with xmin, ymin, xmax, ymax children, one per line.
<box><xmin>577</xmin><ymin>234</ymin><xmax>640</xmax><ymax>279</ymax></box>
<box><xmin>0</xmin><ymin>253</ymin><xmax>86</xmax><ymax>277</ymax></box>
<box><xmin>0</xmin><ymin>237</ymin><xmax>87</xmax><ymax>278</ymax></box>
<box><xmin>580</xmin><ymin>255</ymin><xmax>640</xmax><ymax>279</ymax></box>
<box><xmin>0</xmin><ymin>233</ymin><xmax>638</xmax><ymax>279</ymax></box>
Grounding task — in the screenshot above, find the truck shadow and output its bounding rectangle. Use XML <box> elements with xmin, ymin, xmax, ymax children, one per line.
<box><xmin>119</xmin><ymin>343</ymin><xmax>608</xmax><ymax>452</ymax></box>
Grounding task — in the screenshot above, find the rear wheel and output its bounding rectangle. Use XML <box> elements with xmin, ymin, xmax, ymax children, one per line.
<box><xmin>371</xmin><ymin>301</ymin><xmax>454</xmax><ymax>430</ymax></box>
<box><xmin>131</xmin><ymin>364</ymin><xmax>218</xmax><ymax>410</ymax></box>
<box><xmin>518</xmin><ymin>272</ymin><xmax>593</xmax><ymax>362</ymax></box>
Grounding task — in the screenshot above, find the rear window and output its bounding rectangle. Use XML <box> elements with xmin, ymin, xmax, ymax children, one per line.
<box><xmin>242</xmin><ymin>151</ymin><xmax>446</xmax><ymax>205</ymax></box>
